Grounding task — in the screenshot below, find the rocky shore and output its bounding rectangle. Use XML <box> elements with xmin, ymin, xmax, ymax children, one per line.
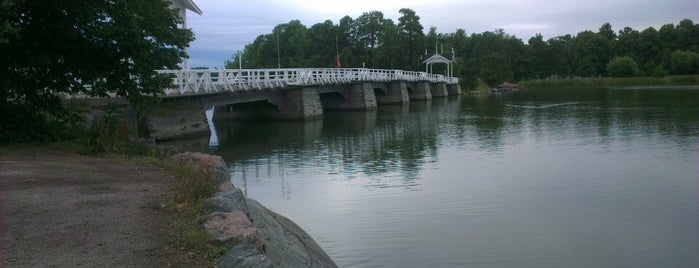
<box><xmin>171</xmin><ymin>152</ymin><xmax>337</xmax><ymax>268</ymax></box>
<box><xmin>0</xmin><ymin>148</ymin><xmax>335</xmax><ymax>267</ymax></box>
<box><xmin>468</xmin><ymin>82</ymin><xmax>526</xmax><ymax>95</ymax></box>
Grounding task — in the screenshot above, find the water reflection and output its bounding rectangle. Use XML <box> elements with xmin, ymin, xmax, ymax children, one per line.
<box><xmin>162</xmin><ymin>87</ymin><xmax>699</xmax><ymax>267</ymax></box>
<box><xmin>166</xmin><ymin>88</ymin><xmax>698</xmax><ymax>182</ymax></box>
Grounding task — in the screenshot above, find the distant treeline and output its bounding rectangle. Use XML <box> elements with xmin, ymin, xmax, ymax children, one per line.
<box><xmin>225</xmin><ymin>9</ymin><xmax>699</xmax><ymax>88</ymax></box>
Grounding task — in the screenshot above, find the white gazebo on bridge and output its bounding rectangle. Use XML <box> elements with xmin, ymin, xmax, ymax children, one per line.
<box><xmin>423</xmin><ymin>48</ymin><xmax>456</xmax><ymax>78</ymax></box>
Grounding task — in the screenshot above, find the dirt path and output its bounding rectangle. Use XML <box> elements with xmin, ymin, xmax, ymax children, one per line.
<box><xmin>0</xmin><ymin>148</ymin><xmax>173</xmax><ymax>267</ymax></box>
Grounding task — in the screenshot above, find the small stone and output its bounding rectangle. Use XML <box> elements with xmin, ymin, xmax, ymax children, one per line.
<box><xmin>218</xmin><ymin>182</ymin><xmax>234</xmax><ymax>192</ymax></box>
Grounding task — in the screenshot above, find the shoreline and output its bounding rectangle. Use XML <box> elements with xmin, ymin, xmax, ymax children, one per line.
<box><xmin>0</xmin><ymin>147</ymin><xmax>335</xmax><ymax>267</ymax></box>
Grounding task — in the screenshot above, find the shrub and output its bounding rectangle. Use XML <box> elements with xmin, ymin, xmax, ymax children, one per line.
<box><xmin>0</xmin><ymin>101</ymin><xmax>82</xmax><ymax>144</ymax></box>
<box><xmin>670</xmin><ymin>50</ymin><xmax>699</xmax><ymax>75</ymax></box>
<box><xmin>606</xmin><ymin>56</ymin><xmax>640</xmax><ymax>77</ymax></box>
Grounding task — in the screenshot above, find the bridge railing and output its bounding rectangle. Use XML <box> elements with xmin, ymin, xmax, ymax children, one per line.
<box><xmin>157</xmin><ymin>68</ymin><xmax>459</xmax><ymax>96</ymax></box>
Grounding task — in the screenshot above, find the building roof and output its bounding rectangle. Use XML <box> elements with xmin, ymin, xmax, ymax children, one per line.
<box><xmin>422</xmin><ymin>53</ymin><xmax>455</xmax><ymax>64</ymax></box>
<box><xmin>180</xmin><ymin>0</ymin><xmax>202</xmax><ymax>15</ymax></box>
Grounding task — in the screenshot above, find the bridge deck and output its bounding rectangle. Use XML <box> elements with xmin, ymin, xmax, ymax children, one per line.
<box><xmin>157</xmin><ymin>68</ymin><xmax>459</xmax><ymax>96</ymax></box>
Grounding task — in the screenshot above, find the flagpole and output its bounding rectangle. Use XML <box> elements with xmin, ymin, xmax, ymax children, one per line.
<box><xmin>335</xmin><ymin>36</ymin><xmax>341</xmax><ymax>68</ymax></box>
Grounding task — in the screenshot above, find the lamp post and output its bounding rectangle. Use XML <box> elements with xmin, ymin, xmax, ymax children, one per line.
<box><xmin>357</xmin><ymin>33</ymin><xmax>371</xmax><ymax>68</ymax></box>
<box><xmin>276</xmin><ymin>28</ymin><xmax>285</xmax><ymax>69</ymax></box>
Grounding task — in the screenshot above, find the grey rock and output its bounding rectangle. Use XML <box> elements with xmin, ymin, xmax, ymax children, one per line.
<box><xmin>170</xmin><ymin>152</ymin><xmax>230</xmax><ymax>184</ymax></box>
<box><xmin>204</xmin><ymin>188</ymin><xmax>249</xmax><ymax>214</ymax></box>
<box><xmin>246</xmin><ymin>198</ymin><xmax>338</xmax><ymax>268</ymax></box>
<box><xmin>203</xmin><ymin>211</ymin><xmax>259</xmax><ymax>245</ymax></box>
<box><xmin>218</xmin><ymin>182</ymin><xmax>235</xmax><ymax>192</ymax></box>
<box><xmin>219</xmin><ymin>244</ymin><xmax>273</xmax><ymax>268</ymax></box>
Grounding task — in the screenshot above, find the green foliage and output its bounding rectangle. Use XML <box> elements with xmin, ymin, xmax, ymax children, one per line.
<box><xmin>227</xmin><ymin>12</ymin><xmax>698</xmax><ymax>87</ymax></box>
<box><xmin>0</xmin><ymin>0</ymin><xmax>193</xmax><ymax>143</ymax></box>
<box><xmin>480</xmin><ymin>53</ymin><xmax>512</xmax><ymax>86</ymax></box>
<box><xmin>161</xmin><ymin>160</ymin><xmax>226</xmax><ymax>264</ymax></box>
<box><xmin>172</xmin><ymin>164</ymin><xmax>217</xmax><ymax>204</ymax></box>
<box><xmin>458</xmin><ymin>59</ymin><xmax>480</xmax><ymax>89</ymax></box>
<box><xmin>0</xmin><ymin>100</ymin><xmax>82</xmax><ymax>144</ymax></box>
<box><xmin>607</xmin><ymin>56</ymin><xmax>641</xmax><ymax>77</ymax></box>
<box><xmin>670</xmin><ymin>50</ymin><xmax>699</xmax><ymax>75</ymax></box>
<box><xmin>83</xmin><ymin>105</ymin><xmax>149</xmax><ymax>155</ymax></box>
<box><xmin>519</xmin><ymin>75</ymin><xmax>699</xmax><ymax>88</ymax></box>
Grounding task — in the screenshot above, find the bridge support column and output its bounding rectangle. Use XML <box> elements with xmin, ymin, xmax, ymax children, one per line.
<box><xmin>410</xmin><ymin>82</ymin><xmax>432</xmax><ymax>100</ymax></box>
<box><xmin>279</xmin><ymin>88</ymin><xmax>323</xmax><ymax>119</ymax></box>
<box><xmin>146</xmin><ymin>97</ymin><xmax>209</xmax><ymax>141</ymax></box>
<box><xmin>431</xmin><ymin>83</ymin><xmax>448</xmax><ymax>97</ymax></box>
<box><xmin>447</xmin><ymin>83</ymin><xmax>463</xmax><ymax>95</ymax></box>
<box><xmin>346</xmin><ymin>82</ymin><xmax>378</xmax><ymax>110</ymax></box>
<box><xmin>376</xmin><ymin>81</ymin><xmax>410</xmax><ymax>104</ymax></box>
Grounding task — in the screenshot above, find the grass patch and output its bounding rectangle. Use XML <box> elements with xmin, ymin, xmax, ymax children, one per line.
<box><xmin>474</xmin><ymin>79</ymin><xmax>491</xmax><ymax>91</ymax></box>
<box><xmin>519</xmin><ymin>75</ymin><xmax>699</xmax><ymax>89</ymax></box>
<box><xmin>155</xmin><ymin>156</ymin><xmax>233</xmax><ymax>266</ymax></box>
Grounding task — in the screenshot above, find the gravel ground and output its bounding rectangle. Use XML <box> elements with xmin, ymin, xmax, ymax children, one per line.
<box><xmin>0</xmin><ymin>148</ymin><xmax>173</xmax><ymax>267</ymax></box>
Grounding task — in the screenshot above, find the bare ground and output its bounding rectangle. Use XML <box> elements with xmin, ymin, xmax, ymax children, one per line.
<box><xmin>0</xmin><ymin>147</ymin><xmax>173</xmax><ymax>267</ymax></box>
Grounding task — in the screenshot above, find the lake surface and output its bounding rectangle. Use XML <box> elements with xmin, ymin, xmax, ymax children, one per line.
<box><xmin>179</xmin><ymin>87</ymin><xmax>699</xmax><ymax>267</ymax></box>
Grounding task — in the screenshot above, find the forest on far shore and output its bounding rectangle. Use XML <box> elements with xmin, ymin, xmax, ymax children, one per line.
<box><xmin>224</xmin><ymin>9</ymin><xmax>699</xmax><ymax>88</ymax></box>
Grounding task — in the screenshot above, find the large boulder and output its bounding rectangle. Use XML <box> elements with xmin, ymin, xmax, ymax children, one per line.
<box><xmin>246</xmin><ymin>198</ymin><xmax>338</xmax><ymax>268</ymax></box>
<box><xmin>170</xmin><ymin>152</ymin><xmax>230</xmax><ymax>184</ymax></box>
<box><xmin>204</xmin><ymin>188</ymin><xmax>249</xmax><ymax>214</ymax></box>
<box><xmin>219</xmin><ymin>244</ymin><xmax>273</xmax><ymax>268</ymax></box>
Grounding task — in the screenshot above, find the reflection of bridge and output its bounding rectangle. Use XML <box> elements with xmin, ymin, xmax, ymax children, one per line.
<box><xmin>148</xmin><ymin>68</ymin><xmax>461</xmax><ymax>140</ymax></box>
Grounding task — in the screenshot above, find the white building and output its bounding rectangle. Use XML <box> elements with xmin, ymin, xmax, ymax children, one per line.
<box><xmin>169</xmin><ymin>0</ymin><xmax>202</xmax><ymax>69</ymax></box>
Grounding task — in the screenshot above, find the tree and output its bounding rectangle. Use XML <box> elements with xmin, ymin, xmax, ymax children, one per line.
<box><xmin>566</xmin><ymin>31</ymin><xmax>611</xmax><ymax>77</ymax></box>
<box><xmin>669</xmin><ymin>50</ymin><xmax>699</xmax><ymax>75</ymax></box>
<box><xmin>397</xmin><ymin>8</ymin><xmax>424</xmax><ymax>70</ymax></box>
<box><xmin>638</xmin><ymin>27</ymin><xmax>662</xmax><ymax>74</ymax></box>
<box><xmin>277</xmin><ymin>20</ymin><xmax>310</xmax><ymax>68</ymax></box>
<box><xmin>355</xmin><ymin>11</ymin><xmax>385</xmax><ymax>68</ymax></box>
<box><xmin>375</xmin><ymin>19</ymin><xmax>402</xmax><ymax>69</ymax></box>
<box><xmin>675</xmin><ymin>19</ymin><xmax>699</xmax><ymax>51</ymax></box>
<box><xmin>606</xmin><ymin>56</ymin><xmax>640</xmax><ymax>77</ymax></box>
<box><xmin>1</xmin><ymin>0</ymin><xmax>193</xmax><ymax>141</ymax></box>
<box><xmin>547</xmin><ymin>35</ymin><xmax>573</xmax><ymax>77</ymax></box>
<box><xmin>307</xmin><ymin>20</ymin><xmax>338</xmax><ymax>68</ymax></box>
<box><xmin>598</xmin><ymin>23</ymin><xmax>616</xmax><ymax>41</ymax></box>
<box><xmin>480</xmin><ymin>53</ymin><xmax>512</xmax><ymax>86</ymax></box>
<box><xmin>0</xmin><ymin>0</ymin><xmax>19</xmax><ymax>44</ymax></box>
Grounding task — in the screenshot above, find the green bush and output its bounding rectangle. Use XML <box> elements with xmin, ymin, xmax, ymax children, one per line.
<box><xmin>172</xmin><ymin>164</ymin><xmax>217</xmax><ymax>204</ymax></box>
<box><xmin>606</xmin><ymin>56</ymin><xmax>641</xmax><ymax>77</ymax></box>
<box><xmin>670</xmin><ymin>50</ymin><xmax>699</xmax><ymax>75</ymax></box>
<box><xmin>0</xmin><ymin>102</ymin><xmax>82</xmax><ymax>144</ymax></box>
<box><xmin>82</xmin><ymin>104</ymin><xmax>151</xmax><ymax>155</ymax></box>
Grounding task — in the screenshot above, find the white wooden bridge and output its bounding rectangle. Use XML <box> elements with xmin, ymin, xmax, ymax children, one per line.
<box><xmin>140</xmin><ymin>67</ymin><xmax>463</xmax><ymax>140</ymax></box>
<box><xmin>157</xmin><ymin>68</ymin><xmax>459</xmax><ymax>96</ymax></box>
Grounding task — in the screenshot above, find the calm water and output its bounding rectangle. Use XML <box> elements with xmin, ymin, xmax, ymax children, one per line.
<box><xmin>180</xmin><ymin>87</ymin><xmax>699</xmax><ymax>267</ymax></box>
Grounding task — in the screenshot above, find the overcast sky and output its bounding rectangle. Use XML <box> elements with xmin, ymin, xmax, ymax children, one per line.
<box><xmin>184</xmin><ymin>0</ymin><xmax>698</xmax><ymax>68</ymax></box>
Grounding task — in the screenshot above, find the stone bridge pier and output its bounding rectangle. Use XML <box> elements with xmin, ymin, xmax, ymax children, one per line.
<box><xmin>447</xmin><ymin>84</ymin><xmax>463</xmax><ymax>95</ymax></box>
<box><xmin>430</xmin><ymin>83</ymin><xmax>448</xmax><ymax>97</ymax></box>
<box><xmin>373</xmin><ymin>81</ymin><xmax>410</xmax><ymax>105</ymax></box>
<box><xmin>409</xmin><ymin>82</ymin><xmax>433</xmax><ymax>100</ymax></box>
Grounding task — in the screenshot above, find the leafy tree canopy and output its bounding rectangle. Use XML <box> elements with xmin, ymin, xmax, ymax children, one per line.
<box><xmin>1</xmin><ymin>0</ymin><xmax>194</xmax><ymax>142</ymax></box>
<box><xmin>607</xmin><ymin>56</ymin><xmax>641</xmax><ymax>77</ymax></box>
<box><xmin>227</xmin><ymin>9</ymin><xmax>698</xmax><ymax>89</ymax></box>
